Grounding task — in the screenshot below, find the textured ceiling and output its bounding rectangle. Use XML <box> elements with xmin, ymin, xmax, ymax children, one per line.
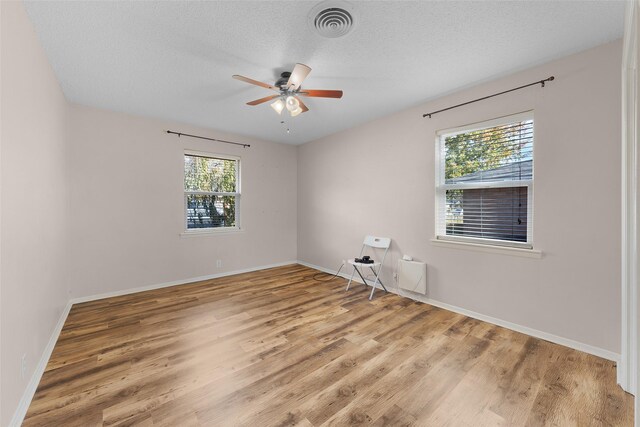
<box><xmin>24</xmin><ymin>1</ymin><xmax>624</xmax><ymax>145</ymax></box>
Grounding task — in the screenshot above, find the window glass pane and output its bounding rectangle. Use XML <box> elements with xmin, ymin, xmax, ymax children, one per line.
<box><xmin>184</xmin><ymin>155</ymin><xmax>237</xmax><ymax>193</ymax></box>
<box><xmin>186</xmin><ymin>194</ymin><xmax>236</xmax><ymax>229</ymax></box>
<box><xmin>444</xmin><ymin>120</ymin><xmax>533</xmax><ymax>184</ymax></box>
<box><xmin>445</xmin><ymin>187</ymin><xmax>528</xmax><ymax>242</ymax></box>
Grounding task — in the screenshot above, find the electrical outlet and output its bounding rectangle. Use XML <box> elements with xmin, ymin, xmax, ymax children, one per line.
<box><xmin>216</xmin><ymin>259</ymin><xmax>222</xmax><ymax>268</ymax></box>
<box><xmin>21</xmin><ymin>354</ymin><xmax>27</xmax><ymax>380</ymax></box>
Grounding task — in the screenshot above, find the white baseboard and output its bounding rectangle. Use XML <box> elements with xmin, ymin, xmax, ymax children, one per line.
<box><xmin>70</xmin><ymin>260</ymin><xmax>298</xmax><ymax>304</ymax></box>
<box><xmin>10</xmin><ymin>300</ymin><xmax>73</xmax><ymax>427</ymax></box>
<box><xmin>297</xmin><ymin>260</ymin><xmax>621</xmax><ymax>363</ymax></box>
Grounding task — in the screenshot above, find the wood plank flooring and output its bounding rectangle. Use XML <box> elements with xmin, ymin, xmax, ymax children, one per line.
<box><xmin>23</xmin><ymin>264</ymin><xmax>632</xmax><ymax>426</ymax></box>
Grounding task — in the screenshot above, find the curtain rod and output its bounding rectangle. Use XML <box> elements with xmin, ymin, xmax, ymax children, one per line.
<box><xmin>166</xmin><ymin>130</ymin><xmax>250</xmax><ymax>148</ymax></box>
<box><xmin>423</xmin><ymin>76</ymin><xmax>555</xmax><ymax>118</ymax></box>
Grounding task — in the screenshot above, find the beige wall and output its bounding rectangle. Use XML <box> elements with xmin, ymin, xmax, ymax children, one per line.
<box><xmin>67</xmin><ymin>105</ymin><xmax>298</xmax><ymax>299</ymax></box>
<box><xmin>298</xmin><ymin>40</ymin><xmax>622</xmax><ymax>355</ymax></box>
<box><xmin>1</xmin><ymin>2</ymin><xmax>70</xmax><ymax>425</ymax></box>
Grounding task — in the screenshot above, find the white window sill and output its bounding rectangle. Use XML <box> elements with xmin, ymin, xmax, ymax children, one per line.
<box><xmin>430</xmin><ymin>238</ymin><xmax>542</xmax><ymax>259</ymax></box>
<box><xmin>180</xmin><ymin>228</ymin><xmax>244</xmax><ymax>238</ymax></box>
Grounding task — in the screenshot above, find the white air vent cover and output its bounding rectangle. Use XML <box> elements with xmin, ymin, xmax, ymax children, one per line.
<box><xmin>308</xmin><ymin>1</ymin><xmax>357</xmax><ymax>38</ymax></box>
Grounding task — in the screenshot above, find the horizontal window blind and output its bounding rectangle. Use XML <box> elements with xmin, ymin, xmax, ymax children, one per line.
<box><xmin>184</xmin><ymin>153</ymin><xmax>240</xmax><ymax>230</ymax></box>
<box><xmin>436</xmin><ymin>114</ymin><xmax>533</xmax><ymax>248</ymax></box>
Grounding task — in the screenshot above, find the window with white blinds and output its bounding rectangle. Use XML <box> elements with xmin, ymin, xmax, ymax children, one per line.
<box><xmin>184</xmin><ymin>152</ymin><xmax>240</xmax><ymax>230</ymax></box>
<box><xmin>435</xmin><ymin>112</ymin><xmax>533</xmax><ymax>248</ymax></box>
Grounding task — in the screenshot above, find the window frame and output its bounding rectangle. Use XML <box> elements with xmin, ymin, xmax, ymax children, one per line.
<box><xmin>183</xmin><ymin>149</ymin><xmax>241</xmax><ymax>234</ymax></box>
<box><xmin>434</xmin><ymin>111</ymin><xmax>534</xmax><ymax>250</ymax></box>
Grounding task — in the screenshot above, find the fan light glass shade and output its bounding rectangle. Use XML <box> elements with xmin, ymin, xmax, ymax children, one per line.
<box><xmin>290</xmin><ymin>107</ymin><xmax>303</xmax><ymax>117</ymax></box>
<box><xmin>285</xmin><ymin>96</ymin><xmax>300</xmax><ymax>112</ymax></box>
<box><xmin>270</xmin><ymin>99</ymin><xmax>285</xmax><ymax>115</ymax></box>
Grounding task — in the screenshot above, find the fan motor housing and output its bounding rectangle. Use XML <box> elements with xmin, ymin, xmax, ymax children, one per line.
<box><xmin>275</xmin><ymin>72</ymin><xmax>291</xmax><ymax>89</ymax></box>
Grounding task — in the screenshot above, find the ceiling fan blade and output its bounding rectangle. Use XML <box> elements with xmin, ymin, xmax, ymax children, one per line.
<box><xmin>298</xmin><ymin>89</ymin><xmax>343</xmax><ymax>99</ymax></box>
<box><xmin>286</xmin><ymin>63</ymin><xmax>312</xmax><ymax>90</ymax></box>
<box><xmin>296</xmin><ymin>97</ymin><xmax>309</xmax><ymax>113</ymax></box>
<box><xmin>233</xmin><ymin>75</ymin><xmax>279</xmax><ymax>91</ymax></box>
<box><xmin>246</xmin><ymin>94</ymin><xmax>280</xmax><ymax>106</ymax></box>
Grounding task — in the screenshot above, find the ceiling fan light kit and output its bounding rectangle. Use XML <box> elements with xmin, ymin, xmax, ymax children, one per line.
<box><xmin>270</xmin><ymin>99</ymin><xmax>285</xmax><ymax>115</ymax></box>
<box><xmin>286</xmin><ymin>96</ymin><xmax>300</xmax><ymax>112</ymax></box>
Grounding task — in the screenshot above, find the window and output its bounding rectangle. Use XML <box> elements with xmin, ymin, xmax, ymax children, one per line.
<box><xmin>435</xmin><ymin>112</ymin><xmax>533</xmax><ymax>248</ymax></box>
<box><xmin>184</xmin><ymin>152</ymin><xmax>240</xmax><ymax>231</ymax></box>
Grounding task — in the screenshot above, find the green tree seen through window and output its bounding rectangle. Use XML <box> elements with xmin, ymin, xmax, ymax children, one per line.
<box><xmin>445</xmin><ymin>120</ymin><xmax>532</xmax><ymax>180</ymax></box>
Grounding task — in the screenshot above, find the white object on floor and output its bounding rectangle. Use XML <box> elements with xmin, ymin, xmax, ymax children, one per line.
<box><xmin>397</xmin><ymin>259</ymin><xmax>427</xmax><ymax>295</ymax></box>
<box><xmin>346</xmin><ymin>235</ymin><xmax>391</xmax><ymax>300</ymax></box>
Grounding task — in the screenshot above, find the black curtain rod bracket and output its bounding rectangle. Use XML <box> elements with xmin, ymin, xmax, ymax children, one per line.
<box><xmin>423</xmin><ymin>76</ymin><xmax>555</xmax><ymax>118</ymax></box>
<box><xmin>166</xmin><ymin>130</ymin><xmax>250</xmax><ymax>148</ymax></box>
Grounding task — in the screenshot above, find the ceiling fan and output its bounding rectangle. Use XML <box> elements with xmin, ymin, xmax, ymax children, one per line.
<box><xmin>232</xmin><ymin>63</ymin><xmax>343</xmax><ymax>117</ymax></box>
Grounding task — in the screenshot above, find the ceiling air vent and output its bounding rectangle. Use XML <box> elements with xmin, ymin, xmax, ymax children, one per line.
<box><xmin>308</xmin><ymin>1</ymin><xmax>356</xmax><ymax>38</ymax></box>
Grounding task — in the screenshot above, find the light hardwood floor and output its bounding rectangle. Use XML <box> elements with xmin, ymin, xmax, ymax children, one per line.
<box><xmin>24</xmin><ymin>264</ymin><xmax>632</xmax><ymax>426</ymax></box>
